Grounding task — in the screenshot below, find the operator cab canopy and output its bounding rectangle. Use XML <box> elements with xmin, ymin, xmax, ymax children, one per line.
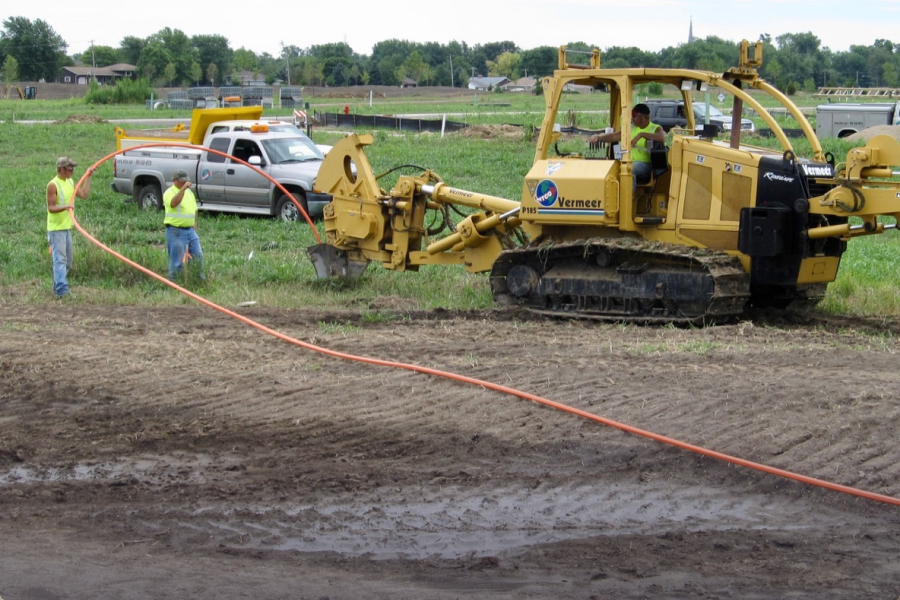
<box><xmin>543</xmin><ymin>48</ymin><xmax>763</xmax><ymax>161</ymax></box>
<box><xmin>546</xmin><ymin>72</ymin><xmax>725</xmax><ymax>159</ymax></box>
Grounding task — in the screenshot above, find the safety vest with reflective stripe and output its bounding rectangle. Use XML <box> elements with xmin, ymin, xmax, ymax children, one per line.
<box><xmin>47</xmin><ymin>176</ymin><xmax>74</xmax><ymax>231</ymax></box>
<box><xmin>630</xmin><ymin>121</ymin><xmax>660</xmax><ymax>164</ymax></box>
<box><xmin>163</xmin><ymin>184</ymin><xmax>198</xmax><ymax>227</ymax></box>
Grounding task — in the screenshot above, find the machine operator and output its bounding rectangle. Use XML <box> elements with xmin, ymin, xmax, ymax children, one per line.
<box><xmin>589</xmin><ymin>103</ymin><xmax>666</xmax><ymax>189</ymax></box>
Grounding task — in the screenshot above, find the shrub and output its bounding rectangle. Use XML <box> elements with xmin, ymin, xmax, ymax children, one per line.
<box><xmin>84</xmin><ymin>78</ymin><xmax>153</xmax><ymax>105</ymax></box>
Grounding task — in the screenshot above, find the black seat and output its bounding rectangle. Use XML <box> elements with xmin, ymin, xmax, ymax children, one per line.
<box><xmin>650</xmin><ymin>143</ymin><xmax>669</xmax><ymax>177</ymax></box>
<box><xmin>635</xmin><ymin>142</ymin><xmax>669</xmax><ymax>185</ymax></box>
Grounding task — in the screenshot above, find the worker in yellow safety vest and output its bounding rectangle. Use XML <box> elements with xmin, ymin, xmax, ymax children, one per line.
<box><xmin>588</xmin><ymin>103</ymin><xmax>666</xmax><ymax>191</ymax></box>
<box><xmin>47</xmin><ymin>156</ymin><xmax>93</xmax><ymax>298</ymax></box>
<box><xmin>163</xmin><ymin>169</ymin><xmax>204</xmax><ymax>282</ymax></box>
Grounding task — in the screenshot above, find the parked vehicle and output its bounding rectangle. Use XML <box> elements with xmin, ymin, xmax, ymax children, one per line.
<box><xmin>815</xmin><ymin>102</ymin><xmax>900</xmax><ymax>138</ymax></box>
<box><xmin>645</xmin><ymin>99</ymin><xmax>756</xmax><ymax>133</ymax></box>
<box><xmin>111</xmin><ymin>107</ymin><xmax>330</xmax><ymax>221</ymax></box>
<box><xmin>204</xmin><ymin>119</ymin><xmax>332</xmax><ymax>156</ymax></box>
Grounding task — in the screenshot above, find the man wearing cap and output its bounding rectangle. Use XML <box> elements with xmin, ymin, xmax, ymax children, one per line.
<box><xmin>589</xmin><ymin>103</ymin><xmax>666</xmax><ymax>191</ymax></box>
<box><xmin>47</xmin><ymin>156</ymin><xmax>94</xmax><ymax>298</ymax></box>
<box><xmin>163</xmin><ymin>169</ymin><xmax>204</xmax><ymax>282</ymax></box>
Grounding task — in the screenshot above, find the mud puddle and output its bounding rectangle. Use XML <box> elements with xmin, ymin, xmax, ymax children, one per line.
<box><xmin>0</xmin><ymin>453</ymin><xmax>230</xmax><ymax>485</ymax></box>
<box><xmin>130</xmin><ymin>482</ymin><xmax>851</xmax><ymax>559</ymax></box>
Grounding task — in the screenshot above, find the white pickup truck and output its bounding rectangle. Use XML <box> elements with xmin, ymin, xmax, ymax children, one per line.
<box><xmin>111</xmin><ymin>107</ymin><xmax>331</xmax><ymax>221</ymax></box>
<box><xmin>815</xmin><ymin>102</ymin><xmax>900</xmax><ymax>138</ymax></box>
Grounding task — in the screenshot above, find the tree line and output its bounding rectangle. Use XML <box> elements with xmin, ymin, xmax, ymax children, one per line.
<box><xmin>1</xmin><ymin>16</ymin><xmax>899</xmax><ymax>95</ymax></box>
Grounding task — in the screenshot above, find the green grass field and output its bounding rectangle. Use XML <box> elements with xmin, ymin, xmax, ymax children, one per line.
<box><xmin>0</xmin><ymin>87</ymin><xmax>828</xmax><ymax>124</ymax></box>
<box><xmin>1</xmin><ymin>97</ymin><xmax>899</xmax><ymax>318</ymax></box>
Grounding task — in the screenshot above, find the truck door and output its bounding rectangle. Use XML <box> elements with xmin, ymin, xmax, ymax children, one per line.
<box><xmin>656</xmin><ymin>105</ymin><xmax>682</xmax><ymax>131</ymax></box>
<box><xmin>198</xmin><ymin>136</ymin><xmax>230</xmax><ymax>204</ymax></box>
<box><xmin>225</xmin><ymin>137</ymin><xmax>270</xmax><ymax>209</ymax></box>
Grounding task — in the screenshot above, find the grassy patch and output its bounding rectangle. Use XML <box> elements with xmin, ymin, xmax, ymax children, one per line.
<box><xmin>818</xmin><ymin>229</ymin><xmax>900</xmax><ymax>316</ymax></box>
<box><xmin>627</xmin><ymin>340</ymin><xmax>722</xmax><ymax>355</ymax></box>
<box><xmin>317</xmin><ymin>321</ymin><xmax>362</xmax><ymax>335</ymax></box>
<box><xmin>0</xmin><ymin>120</ymin><xmax>514</xmax><ymax>311</ymax></box>
<box><xmin>2</xmin><ymin>99</ymin><xmax>898</xmax><ymax>319</ymax></box>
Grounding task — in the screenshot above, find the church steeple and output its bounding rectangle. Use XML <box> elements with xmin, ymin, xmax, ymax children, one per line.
<box><xmin>689</xmin><ymin>17</ymin><xmax>694</xmax><ymax>43</ymax></box>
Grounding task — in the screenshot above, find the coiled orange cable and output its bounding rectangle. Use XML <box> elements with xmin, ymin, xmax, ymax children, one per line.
<box><xmin>67</xmin><ymin>149</ymin><xmax>900</xmax><ymax>508</ymax></box>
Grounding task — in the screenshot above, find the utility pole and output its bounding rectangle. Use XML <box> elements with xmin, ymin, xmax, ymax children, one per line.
<box><xmin>282</xmin><ymin>41</ymin><xmax>290</xmax><ymax>86</ymax></box>
<box><xmin>449</xmin><ymin>54</ymin><xmax>453</xmax><ymax>88</ymax></box>
<box><xmin>89</xmin><ymin>39</ymin><xmax>96</xmax><ymax>84</ymax></box>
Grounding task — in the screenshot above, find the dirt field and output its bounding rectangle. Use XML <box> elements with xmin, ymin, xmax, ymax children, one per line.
<box><xmin>2</xmin><ymin>300</ymin><xmax>900</xmax><ymax>599</ymax></box>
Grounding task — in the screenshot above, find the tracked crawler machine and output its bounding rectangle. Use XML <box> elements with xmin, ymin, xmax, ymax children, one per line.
<box><xmin>309</xmin><ymin>41</ymin><xmax>900</xmax><ymax>324</ymax></box>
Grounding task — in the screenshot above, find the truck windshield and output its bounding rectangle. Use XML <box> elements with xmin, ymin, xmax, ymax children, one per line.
<box><xmin>262</xmin><ymin>137</ymin><xmax>324</xmax><ymax>163</ymax></box>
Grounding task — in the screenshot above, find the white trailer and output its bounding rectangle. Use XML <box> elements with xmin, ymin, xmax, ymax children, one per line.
<box><xmin>815</xmin><ymin>102</ymin><xmax>900</xmax><ymax>138</ymax></box>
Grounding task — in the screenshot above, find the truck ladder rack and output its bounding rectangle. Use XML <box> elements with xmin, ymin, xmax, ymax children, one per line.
<box><xmin>814</xmin><ymin>87</ymin><xmax>900</xmax><ymax>98</ymax></box>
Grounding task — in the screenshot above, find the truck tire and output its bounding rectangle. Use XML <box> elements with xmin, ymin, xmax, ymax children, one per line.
<box><xmin>137</xmin><ymin>183</ymin><xmax>163</xmax><ymax>211</ymax></box>
<box><xmin>275</xmin><ymin>191</ymin><xmax>308</xmax><ymax>222</ymax></box>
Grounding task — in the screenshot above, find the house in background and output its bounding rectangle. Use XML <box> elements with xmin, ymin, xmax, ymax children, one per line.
<box><xmin>503</xmin><ymin>76</ymin><xmax>537</xmax><ymax>92</ymax></box>
<box><xmin>57</xmin><ymin>63</ymin><xmax>137</xmax><ymax>85</ymax></box>
<box><xmin>401</xmin><ymin>77</ymin><xmax>418</xmax><ymax>88</ymax></box>
<box><xmin>230</xmin><ymin>70</ymin><xmax>271</xmax><ymax>86</ymax></box>
<box><xmin>562</xmin><ymin>82</ymin><xmax>594</xmax><ymax>94</ymax></box>
<box><xmin>467</xmin><ymin>76</ymin><xmax>510</xmax><ymax>91</ymax></box>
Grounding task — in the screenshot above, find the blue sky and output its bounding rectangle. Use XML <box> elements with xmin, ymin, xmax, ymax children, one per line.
<box><xmin>12</xmin><ymin>0</ymin><xmax>900</xmax><ymax>58</ymax></box>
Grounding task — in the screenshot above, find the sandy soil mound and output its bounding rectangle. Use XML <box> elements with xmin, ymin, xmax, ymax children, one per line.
<box><xmin>54</xmin><ymin>114</ymin><xmax>108</xmax><ymax>124</ymax></box>
<box><xmin>844</xmin><ymin>124</ymin><xmax>900</xmax><ymax>142</ymax></box>
<box><xmin>458</xmin><ymin>123</ymin><xmax>528</xmax><ymax>139</ymax></box>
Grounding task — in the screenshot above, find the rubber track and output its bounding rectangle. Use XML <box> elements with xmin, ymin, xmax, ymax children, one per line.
<box><xmin>490</xmin><ymin>237</ymin><xmax>751</xmax><ymax>325</ymax></box>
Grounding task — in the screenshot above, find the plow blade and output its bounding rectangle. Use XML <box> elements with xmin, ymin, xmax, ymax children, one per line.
<box><xmin>307</xmin><ymin>244</ymin><xmax>369</xmax><ymax>279</ymax></box>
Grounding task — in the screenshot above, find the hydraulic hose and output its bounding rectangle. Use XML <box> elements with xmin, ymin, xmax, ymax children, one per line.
<box><xmin>65</xmin><ymin>152</ymin><xmax>900</xmax><ymax>509</ymax></box>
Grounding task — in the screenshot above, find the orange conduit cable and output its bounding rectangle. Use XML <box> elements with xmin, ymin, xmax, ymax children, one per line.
<box><xmin>67</xmin><ymin>154</ymin><xmax>900</xmax><ymax>509</ymax></box>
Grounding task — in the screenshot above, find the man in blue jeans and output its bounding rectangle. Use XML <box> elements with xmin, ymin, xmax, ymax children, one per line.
<box><xmin>163</xmin><ymin>169</ymin><xmax>204</xmax><ymax>282</ymax></box>
<box><xmin>47</xmin><ymin>156</ymin><xmax>94</xmax><ymax>298</ymax></box>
